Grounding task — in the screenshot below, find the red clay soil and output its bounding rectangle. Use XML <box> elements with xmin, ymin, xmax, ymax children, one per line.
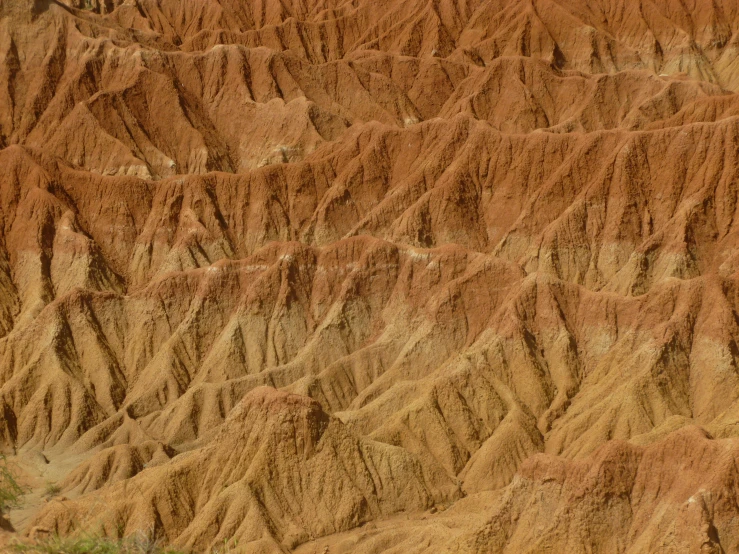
<box><xmin>2</xmin><ymin>0</ymin><xmax>739</xmax><ymax>552</ymax></box>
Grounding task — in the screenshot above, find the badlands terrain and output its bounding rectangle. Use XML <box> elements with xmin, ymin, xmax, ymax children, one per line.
<box><xmin>3</xmin><ymin>0</ymin><xmax>739</xmax><ymax>551</ymax></box>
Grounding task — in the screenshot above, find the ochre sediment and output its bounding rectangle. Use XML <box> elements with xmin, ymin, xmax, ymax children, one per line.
<box><xmin>3</xmin><ymin>1</ymin><xmax>739</xmax><ymax>552</ymax></box>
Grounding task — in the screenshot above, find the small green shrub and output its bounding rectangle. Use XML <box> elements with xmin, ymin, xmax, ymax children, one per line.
<box><xmin>43</xmin><ymin>482</ymin><xmax>62</xmax><ymax>499</ymax></box>
<box><xmin>0</xmin><ymin>453</ymin><xmax>25</xmax><ymax>513</ymax></box>
<box><xmin>212</xmin><ymin>538</ymin><xmax>239</xmax><ymax>554</ymax></box>
<box><xmin>10</xmin><ymin>535</ymin><xmax>187</xmax><ymax>554</ymax></box>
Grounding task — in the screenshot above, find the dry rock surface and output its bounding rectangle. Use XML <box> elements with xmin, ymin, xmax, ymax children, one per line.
<box><xmin>3</xmin><ymin>0</ymin><xmax>739</xmax><ymax>552</ymax></box>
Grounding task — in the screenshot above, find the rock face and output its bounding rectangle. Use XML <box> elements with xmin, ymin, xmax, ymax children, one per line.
<box><xmin>2</xmin><ymin>0</ymin><xmax>739</xmax><ymax>552</ymax></box>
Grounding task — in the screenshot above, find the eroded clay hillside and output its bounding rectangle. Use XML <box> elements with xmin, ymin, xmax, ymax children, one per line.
<box><xmin>3</xmin><ymin>0</ymin><xmax>739</xmax><ymax>552</ymax></box>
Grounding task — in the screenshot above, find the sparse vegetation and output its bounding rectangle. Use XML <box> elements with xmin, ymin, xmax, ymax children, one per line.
<box><xmin>9</xmin><ymin>534</ymin><xmax>187</xmax><ymax>554</ymax></box>
<box><xmin>43</xmin><ymin>482</ymin><xmax>62</xmax><ymax>499</ymax></box>
<box><xmin>0</xmin><ymin>453</ymin><xmax>25</xmax><ymax>514</ymax></box>
<box><xmin>212</xmin><ymin>538</ymin><xmax>239</xmax><ymax>554</ymax></box>
<box><xmin>0</xmin><ymin>455</ymin><xmax>185</xmax><ymax>554</ymax></box>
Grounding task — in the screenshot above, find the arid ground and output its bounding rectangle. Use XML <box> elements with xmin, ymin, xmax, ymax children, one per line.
<box><xmin>3</xmin><ymin>0</ymin><xmax>739</xmax><ymax>552</ymax></box>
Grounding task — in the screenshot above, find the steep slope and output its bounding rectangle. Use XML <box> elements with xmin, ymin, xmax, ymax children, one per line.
<box><xmin>4</xmin><ymin>0</ymin><xmax>739</xmax><ymax>552</ymax></box>
<box><xmin>32</xmin><ymin>387</ymin><xmax>455</xmax><ymax>552</ymax></box>
<box><xmin>454</xmin><ymin>426</ymin><xmax>739</xmax><ymax>554</ymax></box>
<box><xmin>295</xmin><ymin>427</ymin><xmax>739</xmax><ymax>554</ymax></box>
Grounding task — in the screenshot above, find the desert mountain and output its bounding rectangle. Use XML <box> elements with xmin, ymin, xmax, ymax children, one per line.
<box><xmin>2</xmin><ymin>0</ymin><xmax>739</xmax><ymax>552</ymax></box>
